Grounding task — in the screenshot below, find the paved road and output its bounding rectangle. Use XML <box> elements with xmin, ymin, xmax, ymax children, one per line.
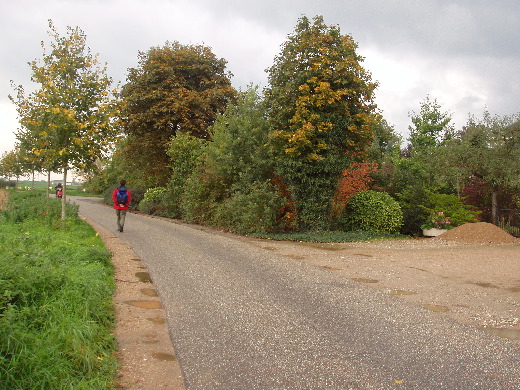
<box><xmin>74</xmin><ymin>197</ymin><xmax>520</xmax><ymax>390</ymax></box>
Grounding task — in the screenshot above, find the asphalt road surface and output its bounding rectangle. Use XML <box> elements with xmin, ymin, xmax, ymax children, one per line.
<box><xmin>73</xmin><ymin>197</ymin><xmax>520</xmax><ymax>390</ymax></box>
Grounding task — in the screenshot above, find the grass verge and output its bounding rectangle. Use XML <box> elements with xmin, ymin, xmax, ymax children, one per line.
<box><xmin>0</xmin><ymin>191</ymin><xmax>117</xmax><ymax>389</ymax></box>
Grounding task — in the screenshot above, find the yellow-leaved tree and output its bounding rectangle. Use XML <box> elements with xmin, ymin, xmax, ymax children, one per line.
<box><xmin>265</xmin><ymin>16</ymin><xmax>379</xmax><ymax>229</ymax></box>
<box><xmin>10</xmin><ymin>20</ymin><xmax>120</xmax><ymax>223</ymax></box>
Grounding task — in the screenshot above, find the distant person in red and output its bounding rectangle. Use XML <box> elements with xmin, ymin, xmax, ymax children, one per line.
<box><xmin>112</xmin><ymin>180</ymin><xmax>131</xmax><ymax>232</ymax></box>
<box><xmin>54</xmin><ymin>183</ymin><xmax>63</xmax><ymax>198</ymax></box>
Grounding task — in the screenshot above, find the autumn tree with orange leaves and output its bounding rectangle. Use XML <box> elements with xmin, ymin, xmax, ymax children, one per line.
<box><xmin>120</xmin><ymin>42</ymin><xmax>237</xmax><ymax>186</ymax></box>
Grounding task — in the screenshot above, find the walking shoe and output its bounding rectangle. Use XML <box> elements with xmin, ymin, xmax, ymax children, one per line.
<box><xmin>120</xmin><ymin>226</ymin><xmax>124</xmax><ymax>232</ymax></box>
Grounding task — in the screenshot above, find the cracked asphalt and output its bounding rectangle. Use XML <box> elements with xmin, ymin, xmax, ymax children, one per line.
<box><xmin>74</xmin><ymin>197</ymin><xmax>520</xmax><ymax>389</ymax></box>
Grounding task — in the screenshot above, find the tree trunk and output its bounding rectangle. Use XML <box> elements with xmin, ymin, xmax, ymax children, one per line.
<box><xmin>61</xmin><ymin>169</ymin><xmax>67</xmax><ymax>226</ymax></box>
<box><xmin>47</xmin><ymin>171</ymin><xmax>51</xmax><ymax>197</ymax></box>
<box><xmin>491</xmin><ymin>188</ymin><xmax>498</xmax><ymax>225</ymax></box>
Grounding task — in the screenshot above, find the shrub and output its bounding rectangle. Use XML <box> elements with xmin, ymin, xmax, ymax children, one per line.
<box><xmin>332</xmin><ymin>161</ymin><xmax>378</xmax><ymax>218</ymax></box>
<box><xmin>397</xmin><ymin>188</ymin><xmax>480</xmax><ymax>235</ymax></box>
<box><xmin>420</xmin><ymin>191</ymin><xmax>479</xmax><ymax>227</ymax></box>
<box><xmin>142</xmin><ymin>186</ymin><xmax>167</xmax><ymax>203</ymax></box>
<box><xmin>212</xmin><ymin>181</ymin><xmax>286</xmax><ymax>234</ymax></box>
<box><xmin>139</xmin><ymin>187</ymin><xmax>168</xmax><ymax>215</ymax></box>
<box><xmin>180</xmin><ymin>171</ymin><xmax>225</xmax><ymax>224</ymax></box>
<box><xmin>0</xmin><ymin>192</ymin><xmax>117</xmax><ymax>388</ymax></box>
<box><xmin>2</xmin><ymin>190</ymin><xmax>78</xmax><ymax>227</ymax></box>
<box><xmin>396</xmin><ymin>186</ymin><xmax>431</xmax><ymax>235</ymax></box>
<box><xmin>340</xmin><ymin>190</ymin><xmax>403</xmax><ymax>234</ymax></box>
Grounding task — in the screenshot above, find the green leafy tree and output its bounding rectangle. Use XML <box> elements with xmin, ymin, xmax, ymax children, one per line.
<box><xmin>204</xmin><ymin>86</ymin><xmax>284</xmax><ymax>232</ymax></box>
<box><xmin>178</xmin><ymin>86</ymin><xmax>285</xmax><ymax>232</ymax></box>
<box><xmin>0</xmin><ymin>150</ymin><xmax>23</xmax><ymax>186</ymax></box>
<box><xmin>10</xmin><ymin>20</ymin><xmax>120</xmax><ymax>221</ymax></box>
<box><xmin>452</xmin><ymin>112</ymin><xmax>520</xmax><ymax>223</ymax></box>
<box><xmin>204</xmin><ymin>86</ymin><xmax>274</xmax><ymax>191</ymax></box>
<box><xmin>408</xmin><ymin>95</ymin><xmax>454</xmax><ymax>152</ymax></box>
<box><xmin>14</xmin><ymin>122</ymin><xmax>63</xmax><ymax>195</ymax></box>
<box><xmin>120</xmin><ymin>42</ymin><xmax>237</xmax><ymax>186</ymax></box>
<box><xmin>265</xmin><ymin>15</ymin><xmax>379</xmax><ymax>229</ymax></box>
<box><xmin>389</xmin><ymin>97</ymin><xmax>456</xmax><ymax>195</ymax></box>
<box><xmin>367</xmin><ymin>118</ymin><xmax>402</xmax><ymax>165</ymax></box>
<box><xmin>165</xmin><ymin>132</ymin><xmax>207</xmax><ymax>217</ymax></box>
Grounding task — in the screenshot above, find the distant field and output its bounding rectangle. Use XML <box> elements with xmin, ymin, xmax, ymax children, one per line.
<box><xmin>15</xmin><ymin>180</ymin><xmax>83</xmax><ymax>190</ymax></box>
<box><xmin>1</xmin><ymin>182</ymin><xmax>102</xmax><ymax>197</ymax></box>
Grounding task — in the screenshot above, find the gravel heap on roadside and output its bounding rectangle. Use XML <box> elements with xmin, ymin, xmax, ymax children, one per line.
<box><xmin>437</xmin><ymin>222</ymin><xmax>518</xmax><ymax>244</ymax></box>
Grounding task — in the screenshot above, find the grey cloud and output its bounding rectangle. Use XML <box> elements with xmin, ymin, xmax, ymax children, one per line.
<box><xmin>1</xmin><ymin>0</ymin><xmax>519</xmax><ymax>155</ymax></box>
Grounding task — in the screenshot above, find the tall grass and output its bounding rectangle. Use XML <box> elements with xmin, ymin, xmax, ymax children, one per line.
<box><xmin>0</xmin><ymin>192</ymin><xmax>117</xmax><ymax>389</ymax></box>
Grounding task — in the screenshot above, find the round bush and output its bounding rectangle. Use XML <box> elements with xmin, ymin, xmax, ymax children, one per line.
<box><xmin>341</xmin><ymin>190</ymin><xmax>403</xmax><ymax>234</ymax></box>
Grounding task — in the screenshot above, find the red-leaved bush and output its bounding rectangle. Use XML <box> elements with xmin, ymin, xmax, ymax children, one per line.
<box><xmin>332</xmin><ymin>161</ymin><xmax>378</xmax><ymax>217</ymax></box>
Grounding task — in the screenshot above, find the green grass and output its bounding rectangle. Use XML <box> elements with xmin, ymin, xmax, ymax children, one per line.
<box><xmin>0</xmin><ymin>192</ymin><xmax>117</xmax><ymax>389</ymax></box>
<box><xmin>254</xmin><ymin>230</ymin><xmax>407</xmax><ymax>243</ymax></box>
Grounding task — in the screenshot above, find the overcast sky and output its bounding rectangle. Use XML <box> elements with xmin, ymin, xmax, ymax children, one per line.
<box><xmin>1</xmin><ymin>0</ymin><xmax>519</xmax><ymax>163</ymax></box>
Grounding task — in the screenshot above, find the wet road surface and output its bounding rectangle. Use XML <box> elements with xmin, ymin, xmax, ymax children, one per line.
<box><xmin>74</xmin><ymin>197</ymin><xmax>520</xmax><ymax>389</ymax></box>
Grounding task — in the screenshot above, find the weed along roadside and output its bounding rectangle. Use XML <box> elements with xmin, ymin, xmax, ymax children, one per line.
<box><xmin>0</xmin><ymin>191</ymin><xmax>118</xmax><ymax>388</ymax></box>
<box><xmin>0</xmin><ymin>191</ymin><xmax>184</xmax><ymax>389</ymax></box>
<box><xmin>80</xmin><ymin>215</ymin><xmax>185</xmax><ymax>389</ymax></box>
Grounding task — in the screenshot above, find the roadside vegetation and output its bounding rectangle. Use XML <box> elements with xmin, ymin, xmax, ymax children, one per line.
<box><xmin>2</xmin><ymin>15</ymin><xmax>518</xmax><ymax>240</ymax></box>
<box><xmin>0</xmin><ymin>191</ymin><xmax>118</xmax><ymax>389</ymax></box>
<box><xmin>91</xmin><ymin>16</ymin><xmax>509</xmax><ymax>238</ymax></box>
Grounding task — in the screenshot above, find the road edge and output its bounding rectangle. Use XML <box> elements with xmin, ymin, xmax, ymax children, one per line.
<box><xmin>80</xmin><ymin>214</ymin><xmax>186</xmax><ymax>390</ymax></box>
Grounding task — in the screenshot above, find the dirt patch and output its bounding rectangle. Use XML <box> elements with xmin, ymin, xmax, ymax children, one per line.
<box><xmin>243</xmin><ymin>223</ymin><xmax>520</xmax><ymax>338</ymax></box>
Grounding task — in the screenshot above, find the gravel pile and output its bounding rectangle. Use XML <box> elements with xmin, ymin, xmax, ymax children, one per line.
<box><xmin>437</xmin><ymin>222</ymin><xmax>518</xmax><ymax>244</ymax></box>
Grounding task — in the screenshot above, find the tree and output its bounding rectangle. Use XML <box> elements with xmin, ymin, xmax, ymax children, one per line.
<box><xmin>453</xmin><ymin>112</ymin><xmax>520</xmax><ymax>223</ymax></box>
<box><xmin>0</xmin><ymin>150</ymin><xmax>23</xmax><ymax>186</ymax></box>
<box><xmin>367</xmin><ymin>118</ymin><xmax>402</xmax><ymax>165</ymax></box>
<box><xmin>265</xmin><ymin>15</ymin><xmax>379</xmax><ymax>229</ymax></box>
<box><xmin>10</xmin><ymin>20</ymin><xmax>120</xmax><ymax>221</ymax></box>
<box><xmin>204</xmin><ymin>86</ymin><xmax>274</xmax><ymax>191</ymax></box>
<box><xmin>165</xmin><ymin>132</ymin><xmax>207</xmax><ymax>217</ymax></box>
<box><xmin>14</xmin><ymin>119</ymin><xmax>63</xmax><ymax>195</ymax></box>
<box><xmin>397</xmin><ymin>97</ymin><xmax>456</xmax><ymax>192</ymax></box>
<box><xmin>177</xmin><ymin>86</ymin><xmax>285</xmax><ymax>232</ymax></box>
<box><xmin>408</xmin><ymin>95</ymin><xmax>454</xmax><ymax>152</ymax></box>
<box><xmin>120</xmin><ymin>42</ymin><xmax>237</xmax><ymax>186</ymax></box>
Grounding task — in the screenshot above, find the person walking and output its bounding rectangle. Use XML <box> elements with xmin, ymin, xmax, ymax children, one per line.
<box><xmin>112</xmin><ymin>180</ymin><xmax>131</xmax><ymax>232</ymax></box>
